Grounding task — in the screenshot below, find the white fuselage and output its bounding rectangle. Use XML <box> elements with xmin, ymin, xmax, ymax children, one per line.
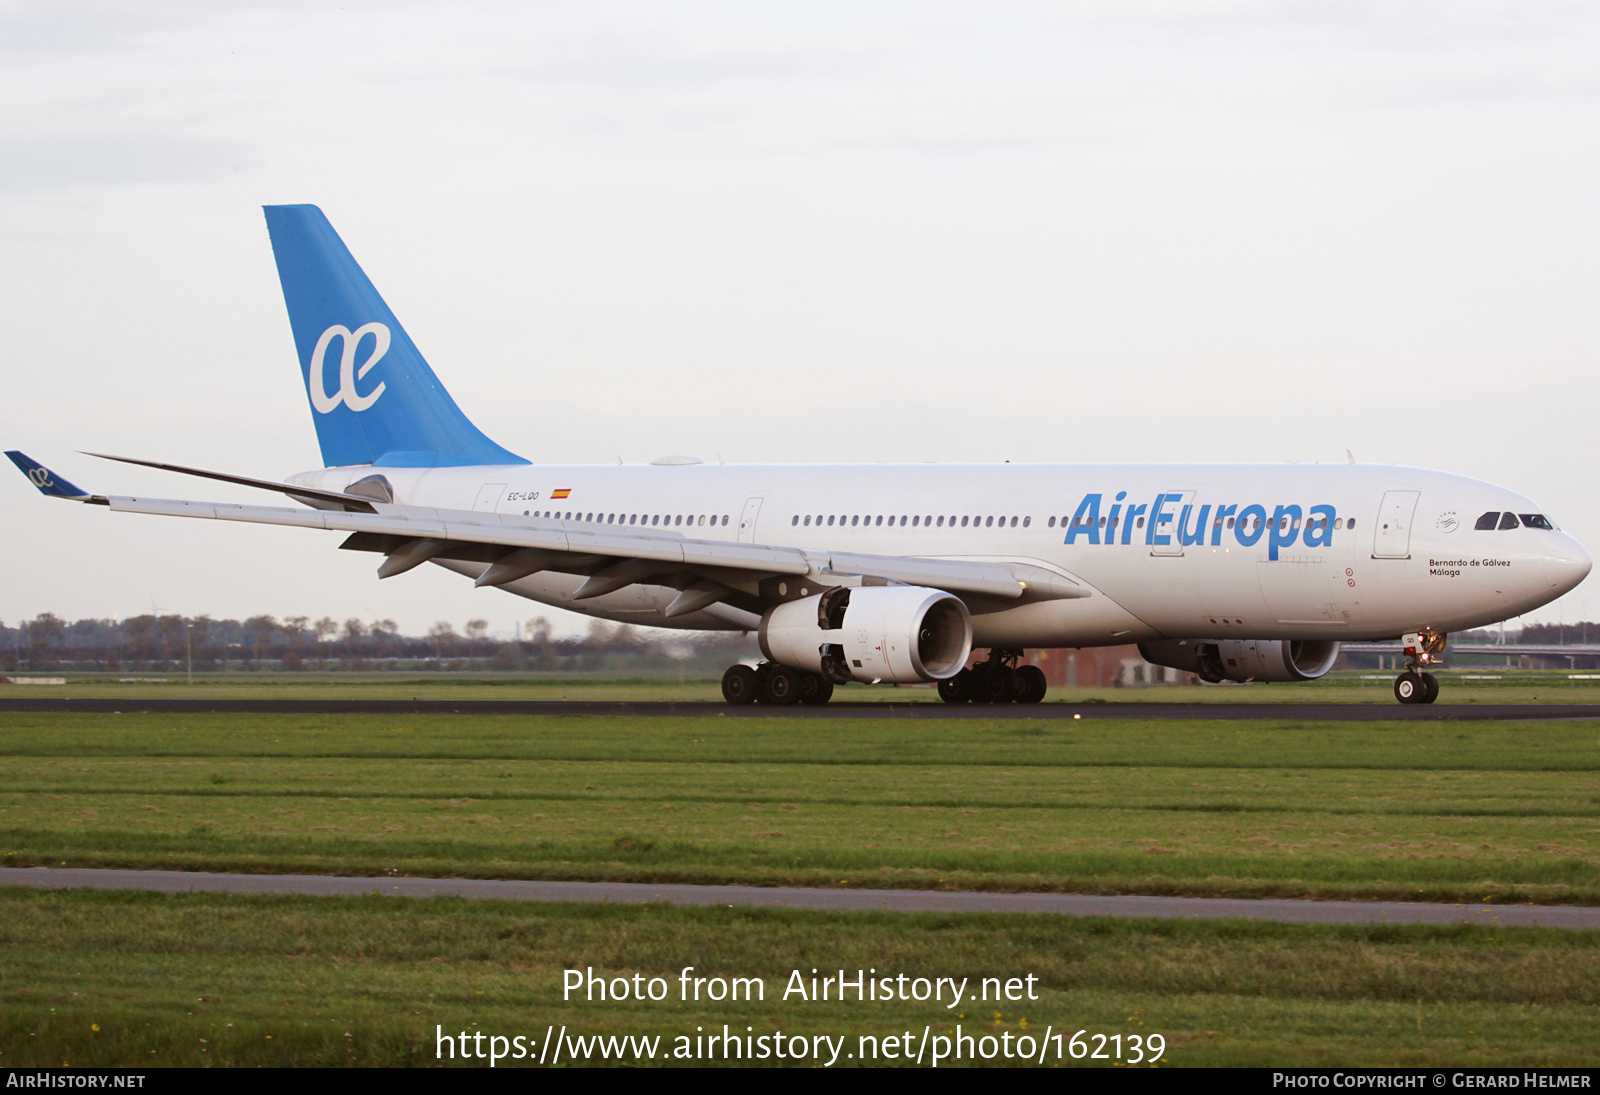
<box><xmin>289</xmin><ymin>461</ymin><xmax>1591</xmax><ymax>647</ymax></box>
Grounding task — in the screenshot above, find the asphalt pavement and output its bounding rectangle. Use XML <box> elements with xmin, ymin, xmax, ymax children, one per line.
<box><xmin>2</xmin><ymin>698</ymin><xmax>1597</xmax><ymax>719</ymax></box>
<box><xmin>6</xmin><ymin>867</ymin><xmax>1596</xmax><ymax>929</ymax></box>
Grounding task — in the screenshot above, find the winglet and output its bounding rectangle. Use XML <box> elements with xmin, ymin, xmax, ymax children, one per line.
<box><xmin>6</xmin><ymin>451</ymin><xmax>93</xmax><ymax>500</ymax></box>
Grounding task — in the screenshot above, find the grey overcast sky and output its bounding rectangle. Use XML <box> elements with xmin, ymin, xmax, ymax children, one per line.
<box><xmin>2</xmin><ymin>1</ymin><xmax>1597</xmax><ymax>637</ymax></box>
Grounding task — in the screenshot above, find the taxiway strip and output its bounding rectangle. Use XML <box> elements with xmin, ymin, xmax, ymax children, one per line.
<box><xmin>0</xmin><ymin>698</ymin><xmax>1597</xmax><ymax>720</ymax></box>
<box><xmin>5</xmin><ymin>867</ymin><xmax>1596</xmax><ymax>929</ymax></box>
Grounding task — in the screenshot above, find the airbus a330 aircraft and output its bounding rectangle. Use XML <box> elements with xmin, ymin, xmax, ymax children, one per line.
<box><xmin>8</xmin><ymin>206</ymin><xmax>1591</xmax><ymax>705</ymax></box>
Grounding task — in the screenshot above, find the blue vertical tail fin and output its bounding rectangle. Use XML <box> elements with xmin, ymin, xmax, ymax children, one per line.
<box><xmin>263</xmin><ymin>204</ymin><xmax>527</xmax><ymax>468</ymax></box>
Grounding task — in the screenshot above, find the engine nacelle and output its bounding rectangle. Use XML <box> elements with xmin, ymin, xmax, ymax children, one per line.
<box><xmin>1138</xmin><ymin>639</ymin><xmax>1340</xmax><ymax>684</ymax></box>
<box><xmin>759</xmin><ymin>585</ymin><xmax>973</xmax><ymax>684</ymax></box>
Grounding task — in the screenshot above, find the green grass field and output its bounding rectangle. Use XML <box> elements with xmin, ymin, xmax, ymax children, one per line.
<box><xmin>3</xmin><ymin>696</ymin><xmax>1597</xmax><ymax>1068</ymax></box>
<box><xmin>2</xmin><ymin>710</ymin><xmax>1598</xmax><ymax>903</ymax></box>
<box><xmin>5</xmin><ymin>668</ymin><xmax>1600</xmax><ymax>703</ymax></box>
<box><xmin>2</xmin><ymin>888</ymin><xmax>1596</xmax><ymax>1068</ymax></box>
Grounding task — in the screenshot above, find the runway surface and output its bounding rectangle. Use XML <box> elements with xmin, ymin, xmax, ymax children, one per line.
<box><xmin>6</xmin><ymin>867</ymin><xmax>1597</xmax><ymax>929</ymax></box>
<box><xmin>1</xmin><ymin>697</ymin><xmax>1598</xmax><ymax>720</ymax></box>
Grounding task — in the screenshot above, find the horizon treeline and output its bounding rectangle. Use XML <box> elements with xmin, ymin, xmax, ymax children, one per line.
<box><xmin>0</xmin><ymin>612</ymin><xmax>757</xmax><ymax>674</ymax></box>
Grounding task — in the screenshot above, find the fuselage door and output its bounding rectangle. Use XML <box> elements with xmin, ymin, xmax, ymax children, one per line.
<box><xmin>473</xmin><ymin>483</ymin><xmax>506</xmax><ymax>513</ymax></box>
<box><xmin>1372</xmin><ymin>490</ymin><xmax>1420</xmax><ymax>559</ymax></box>
<box><xmin>1150</xmin><ymin>490</ymin><xmax>1196</xmax><ymax>557</ymax></box>
<box><xmin>738</xmin><ymin>496</ymin><xmax>764</xmax><ymax>544</ymax></box>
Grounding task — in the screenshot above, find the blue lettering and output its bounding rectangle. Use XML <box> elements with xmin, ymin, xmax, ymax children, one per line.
<box><xmin>1212</xmin><ymin>504</ymin><xmax>1237</xmax><ymax>546</ymax></box>
<box><xmin>1122</xmin><ymin>503</ymin><xmax>1147</xmax><ymax>545</ymax></box>
<box><xmin>1106</xmin><ymin>492</ymin><xmax>1125</xmax><ymax>546</ymax></box>
<box><xmin>1065</xmin><ymin>494</ymin><xmax>1102</xmax><ymax>545</ymax></box>
<box><xmin>1235</xmin><ymin>504</ymin><xmax>1266</xmax><ymax>547</ymax></box>
<box><xmin>1267</xmin><ymin>504</ymin><xmax>1302</xmax><ymax>561</ymax></box>
<box><xmin>1146</xmin><ymin>494</ymin><xmax>1179</xmax><ymax>546</ymax></box>
<box><xmin>1178</xmin><ymin>503</ymin><xmax>1211</xmax><ymax>547</ymax></box>
<box><xmin>1304</xmin><ymin>504</ymin><xmax>1336</xmax><ymax>548</ymax></box>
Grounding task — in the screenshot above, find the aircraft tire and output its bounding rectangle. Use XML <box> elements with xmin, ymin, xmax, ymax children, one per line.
<box><xmin>1420</xmin><ymin>672</ymin><xmax>1439</xmax><ymax>704</ymax></box>
<box><xmin>722</xmin><ymin>664</ymin><xmax>758</xmax><ymax>705</ymax></box>
<box><xmin>763</xmin><ymin>664</ymin><xmax>803</xmax><ymax>706</ymax></box>
<box><xmin>799</xmin><ymin>673</ymin><xmax>834</xmax><ymax>705</ymax></box>
<box><xmin>1016</xmin><ymin>664</ymin><xmax>1048</xmax><ymax>704</ymax></box>
<box><xmin>1393</xmin><ymin>671</ymin><xmax>1425</xmax><ymax>705</ymax></box>
<box><xmin>978</xmin><ymin>665</ymin><xmax>1016</xmax><ymax>704</ymax></box>
<box><xmin>938</xmin><ymin>669</ymin><xmax>972</xmax><ymax>703</ymax></box>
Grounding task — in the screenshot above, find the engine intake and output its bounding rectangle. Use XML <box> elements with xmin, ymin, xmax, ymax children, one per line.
<box><xmin>760</xmin><ymin>585</ymin><xmax>973</xmax><ymax>684</ymax></box>
<box><xmin>1138</xmin><ymin>639</ymin><xmax>1340</xmax><ymax>684</ymax></box>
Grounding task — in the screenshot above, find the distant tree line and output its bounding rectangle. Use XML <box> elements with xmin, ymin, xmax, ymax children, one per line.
<box><xmin>1511</xmin><ymin>621</ymin><xmax>1600</xmax><ymax>646</ymax></box>
<box><xmin>0</xmin><ymin>613</ymin><xmax>756</xmax><ymax>675</ymax></box>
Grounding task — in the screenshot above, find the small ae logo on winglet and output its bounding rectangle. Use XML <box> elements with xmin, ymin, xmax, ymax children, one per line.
<box><xmin>309</xmin><ymin>322</ymin><xmax>390</xmax><ymax>413</ymax></box>
<box><xmin>27</xmin><ymin>467</ymin><xmax>52</xmax><ymax>489</ymax></box>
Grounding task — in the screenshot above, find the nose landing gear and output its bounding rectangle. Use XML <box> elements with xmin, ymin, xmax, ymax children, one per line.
<box><xmin>1393</xmin><ymin>631</ymin><xmax>1446</xmax><ymax>705</ymax></box>
<box><xmin>1393</xmin><ymin>670</ymin><xmax>1439</xmax><ymax>705</ymax></box>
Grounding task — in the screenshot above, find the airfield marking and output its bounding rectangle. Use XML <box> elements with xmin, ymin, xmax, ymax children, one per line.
<box><xmin>5</xmin><ymin>867</ymin><xmax>1598</xmax><ymax>929</ymax></box>
<box><xmin>1</xmin><ymin>698</ymin><xmax>1598</xmax><ymax>720</ymax></box>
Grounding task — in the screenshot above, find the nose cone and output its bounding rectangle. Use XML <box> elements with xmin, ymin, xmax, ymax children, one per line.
<box><xmin>1544</xmin><ymin>534</ymin><xmax>1593</xmax><ymax>595</ymax></box>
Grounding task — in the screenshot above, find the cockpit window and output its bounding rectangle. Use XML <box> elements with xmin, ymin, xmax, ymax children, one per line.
<box><xmin>1498</xmin><ymin>512</ymin><xmax>1520</xmax><ymax>531</ymax></box>
<box><xmin>1520</xmin><ymin>513</ymin><xmax>1554</xmax><ymax>530</ymax></box>
<box><xmin>1475</xmin><ymin>511</ymin><xmax>1500</xmax><ymax>531</ymax></box>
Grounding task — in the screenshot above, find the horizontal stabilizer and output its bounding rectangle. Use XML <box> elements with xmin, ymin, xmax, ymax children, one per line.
<box><xmin>85</xmin><ymin>452</ymin><xmax>379</xmax><ymax>513</ymax></box>
<box><xmin>5</xmin><ymin>451</ymin><xmax>93</xmax><ymax>500</ymax></box>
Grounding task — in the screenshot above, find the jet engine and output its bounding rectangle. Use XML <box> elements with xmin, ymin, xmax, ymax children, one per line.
<box><xmin>1138</xmin><ymin>639</ymin><xmax>1340</xmax><ymax>684</ymax></box>
<box><xmin>759</xmin><ymin>585</ymin><xmax>973</xmax><ymax>684</ymax></box>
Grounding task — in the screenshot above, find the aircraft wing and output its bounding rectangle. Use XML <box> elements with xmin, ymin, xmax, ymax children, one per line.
<box><xmin>7</xmin><ymin>452</ymin><xmax>1089</xmax><ymax>616</ymax></box>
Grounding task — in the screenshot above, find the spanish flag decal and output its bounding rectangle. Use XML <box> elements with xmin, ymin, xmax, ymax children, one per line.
<box><xmin>551</xmin><ymin>488</ymin><xmax>571</xmax><ymax>500</ymax></box>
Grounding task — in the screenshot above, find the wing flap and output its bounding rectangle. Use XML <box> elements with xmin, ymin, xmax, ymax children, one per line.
<box><xmin>825</xmin><ymin>551</ymin><xmax>1024</xmax><ymax>600</ymax></box>
<box><xmin>92</xmin><ymin>493</ymin><xmax>1078</xmax><ymax>605</ymax></box>
<box><xmin>101</xmin><ymin>494</ymin><xmax>812</xmax><ymax>576</ymax></box>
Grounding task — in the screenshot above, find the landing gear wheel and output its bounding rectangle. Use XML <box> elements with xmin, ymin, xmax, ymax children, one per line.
<box><xmin>1394</xmin><ymin>671</ymin><xmax>1425</xmax><ymax>705</ymax></box>
<box><xmin>1015</xmin><ymin>664</ymin><xmax>1048</xmax><ymax>704</ymax></box>
<box><xmin>762</xmin><ymin>664</ymin><xmax>802</xmax><ymax>706</ymax></box>
<box><xmin>722</xmin><ymin>664</ymin><xmax>758</xmax><ymax>705</ymax></box>
<box><xmin>938</xmin><ymin>668</ymin><xmax>973</xmax><ymax>703</ymax></box>
<box><xmin>978</xmin><ymin>664</ymin><xmax>1017</xmax><ymax>704</ymax></box>
<box><xmin>1420</xmin><ymin>672</ymin><xmax>1439</xmax><ymax>704</ymax></box>
<box><xmin>798</xmin><ymin>673</ymin><xmax>834</xmax><ymax>705</ymax></box>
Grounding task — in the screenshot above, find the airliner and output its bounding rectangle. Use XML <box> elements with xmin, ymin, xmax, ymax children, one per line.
<box><xmin>8</xmin><ymin>206</ymin><xmax>1590</xmax><ymax>705</ymax></box>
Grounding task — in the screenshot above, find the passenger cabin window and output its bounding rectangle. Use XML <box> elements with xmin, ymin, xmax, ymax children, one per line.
<box><xmin>1521</xmin><ymin>514</ymin><xmax>1554</xmax><ymax>530</ymax></box>
<box><xmin>1498</xmin><ymin>512</ymin><xmax>1519</xmax><ymax>531</ymax></box>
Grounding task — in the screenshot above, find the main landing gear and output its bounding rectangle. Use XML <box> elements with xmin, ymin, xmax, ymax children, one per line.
<box><xmin>1393</xmin><ymin>630</ymin><xmax>1446</xmax><ymax>705</ymax></box>
<box><xmin>938</xmin><ymin>649</ymin><xmax>1048</xmax><ymax>705</ymax></box>
<box><xmin>721</xmin><ymin>662</ymin><xmax>835</xmax><ymax>706</ymax></box>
